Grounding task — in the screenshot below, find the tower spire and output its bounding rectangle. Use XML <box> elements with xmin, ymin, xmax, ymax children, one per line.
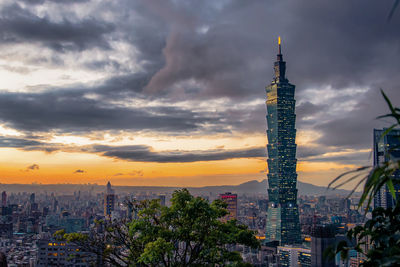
<box><xmin>278</xmin><ymin>36</ymin><xmax>281</xmax><ymax>55</ymax></box>
<box><xmin>274</xmin><ymin>36</ymin><xmax>286</xmax><ymax>81</ymax></box>
<box><xmin>277</xmin><ymin>36</ymin><xmax>283</xmax><ymax>62</ymax></box>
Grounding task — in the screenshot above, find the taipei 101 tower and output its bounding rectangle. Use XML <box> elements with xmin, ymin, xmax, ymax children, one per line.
<box><xmin>265</xmin><ymin>37</ymin><xmax>301</xmax><ymax>245</ymax></box>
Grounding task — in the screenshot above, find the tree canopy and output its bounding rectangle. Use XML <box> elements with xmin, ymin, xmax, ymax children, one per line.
<box><xmin>56</xmin><ymin>189</ymin><xmax>259</xmax><ymax>266</ymax></box>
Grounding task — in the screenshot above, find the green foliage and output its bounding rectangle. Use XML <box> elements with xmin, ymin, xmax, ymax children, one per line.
<box><xmin>54</xmin><ymin>229</ymin><xmax>88</xmax><ymax>243</ymax></box>
<box><xmin>139</xmin><ymin>237</ymin><xmax>174</xmax><ymax>265</ymax></box>
<box><xmin>328</xmin><ymin>90</ymin><xmax>400</xmax><ymax>265</ymax></box>
<box><xmin>58</xmin><ymin>189</ymin><xmax>259</xmax><ymax>266</ymax></box>
<box><xmin>129</xmin><ymin>189</ymin><xmax>259</xmax><ymax>266</ymax></box>
<box><xmin>333</xmin><ymin>204</ymin><xmax>400</xmax><ymax>266</ymax></box>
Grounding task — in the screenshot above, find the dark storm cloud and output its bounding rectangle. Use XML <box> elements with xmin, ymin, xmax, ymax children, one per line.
<box><xmin>296</xmin><ymin>102</ymin><xmax>324</xmax><ymax>119</ymax></box>
<box><xmin>139</xmin><ymin>0</ymin><xmax>399</xmax><ymax>98</ymax></box>
<box><xmin>0</xmin><ymin>135</ymin><xmax>368</xmax><ymax>164</ymax></box>
<box><xmin>297</xmin><ymin>146</ymin><xmax>329</xmax><ymax>159</ymax></box>
<box><xmin>0</xmin><ymin>136</ymin><xmax>63</xmax><ymax>152</ymax></box>
<box><xmin>0</xmin><ymin>136</ymin><xmax>265</xmax><ymax>162</ymax></box>
<box><xmin>314</xmin><ymin>88</ymin><xmax>395</xmax><ymax>148</ymax></box>
<box><xmin>95</xmin><ymin>72</ymin><xmax>156</xmax><ymax>98</ymax></box>
<box><xmin>0</xmin><ymin>90</ymin><xmax>221</xmax><ymax>133</ymax></box>
<box><xmin>135</xmin><ymin>0</ymin><xmax>400</xmax><ymax>150</ymax></box>
<box><xmin>0</xmin><ymin>137</ymin><xmax>43</xmax><ymax>148</ymax></box>
<box><xmin>18</xmin><ymin>0</ymin><xmax>89</xmax><ymax>4</ymax></box>
<box><xmin>92</xmin><ymin>145</ymin><xmax>265</xmax><ymax>163</ymax></box>
<box><xmin>0</xmin><ymin>3</ymin><xmax>114</xmax><ymax>51</ymax></box>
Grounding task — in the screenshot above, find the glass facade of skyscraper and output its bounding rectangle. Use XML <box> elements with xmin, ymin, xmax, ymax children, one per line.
<box><xmin>373</xmin><ymin>128</ymin><xmax>400</xmax><ymax>209</ymax></box>
<box><xmin>265</xmin><ymin>39</ymin><xmax>301</xmax><ymax>245</ymax></box>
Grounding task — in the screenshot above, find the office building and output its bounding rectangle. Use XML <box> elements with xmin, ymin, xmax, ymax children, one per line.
<box><xmin>220</xmin><ymin>192</ymin><xmax>238</xmax><ymax>221</ymax></box>
<box><xmin>278</xmin><ymin>245</ymin><xmax>311</xmax><ymax>267</ymax></box>
<box><xmin>104</xmin><ymin>181</ymin><xmax>115</xmax><ymax>217</ymax></box>
<box><xmin>37</xmin><ymin>239</ymin><xmax>96</xmax><ymax>266</ymax></box>
<box><xmin>311</xmin><ymin>225</ymin><xmax>335</xmax><ymax>267</ymax></box>
<box><xmin>265</xmin><ymin>37</ymin><xmax>301</xmax><ymax>245</ymax></box>
<box><xmin>30</xmin><ymin>193</ymin><xmax>35</xmax><ymax>204</ymax></box>
<box><xmin>373</xmin><ymin>129</ymin><xmax>400</xmax><ymax>209</ymax></box>
<box><xmin>1</xmin><ymin>191</ymin><xmax>6</xmax><ymax>207</ymax></box>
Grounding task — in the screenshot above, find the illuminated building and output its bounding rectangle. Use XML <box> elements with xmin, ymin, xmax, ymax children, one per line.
<box><xmin>278</xmin><ymin>245</ymin><xmax>311</xmax><ymax>267</ymax></box>
<box><xmin>104</xmin><ymin>181</ymin><xmax>115</xmax><ymax>217</ymax></box>
<box><xmin>37</xmin><ymin>239</ymin><xmax>96</xmax><ymax>266</ymax></box>
<box><xmin>265</xmin><ymin>37</ymin><xmax>301</xmax><ymax>245</ymax></box>
<box><xmin>373</xmin><ymin>129</ymin><xmax>400</xmax><ymax>209</ymax></box>
<box><xmin>220</xmin><ymin>192</ymin><xmax>238</xmax><ymax>221</ymax></box>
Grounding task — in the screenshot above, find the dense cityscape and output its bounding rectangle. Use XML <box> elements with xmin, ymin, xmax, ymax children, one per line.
<box><xmin>0</xmin><ymin>182</ymin><xmax>366</xmax><ymax>266</ymax></box>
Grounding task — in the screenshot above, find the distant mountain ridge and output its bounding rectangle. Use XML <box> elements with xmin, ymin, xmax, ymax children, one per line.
<box><xmin>0</xmin><ymin>179</ymin><xmax>351</xmax><ymax>196</ymax></box>
<box><xmin>187</xmin><ymin>179</ymin><xmax>351</xmax><ymax>196</ymax></box>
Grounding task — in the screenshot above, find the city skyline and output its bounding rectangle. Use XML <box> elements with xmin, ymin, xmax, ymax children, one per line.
<box><xmin>0</xmin><ymin>1</ymin><xmax>399</xmax><ymax>188</ymax></box>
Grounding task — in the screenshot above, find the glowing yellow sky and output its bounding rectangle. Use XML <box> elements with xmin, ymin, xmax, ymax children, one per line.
<box><xmin>0</xmin><ymin>129</ymin><xmax>363</xmax><ymax>188</ymax></box>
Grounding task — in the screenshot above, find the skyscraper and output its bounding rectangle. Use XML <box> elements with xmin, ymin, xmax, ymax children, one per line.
<box><xmin>311</xmin><ymin>225</ymin><xmax>335</xmax><ymax>267</ymax></box>
<box><xmin>1</xmin><ymin>191</ymin><xmax>6</xmax><ymax>207</ymax></box>
<box><xmin>104</xmin><ymin>181</ymin><xmax>115</xmax><ymax>217</ymax></box>
<box><xmin>278</xmin><ymin>245</ymin><xmax>311</xmax><ymax>267</ymax></box>
<box><xmin>265</xmin><ymin>37</ymin><xmax>301</xmax><ymax>245</ymax></box>
<box><xmin>373</xmin><ymin>129</ymin><xmax>400</xmax><ymax>209</ymax></box>
<box><xmin>30</xmin><ymin>193</ymin><xmax>35</xmax><ymax>204</ymax></box>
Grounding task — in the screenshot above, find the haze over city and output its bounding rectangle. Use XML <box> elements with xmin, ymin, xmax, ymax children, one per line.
<box><xmin>0</xmin><ymin>0</ymin><xmax>399</xmax><ymax>188</ymax></box>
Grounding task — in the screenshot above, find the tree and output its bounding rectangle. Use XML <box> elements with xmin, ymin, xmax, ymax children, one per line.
<box><xmin>328</xmin><ymin>91</ymin><xmax>400</xmax><ymax>265</ymax></box>
<box><xmin>56</xmin><ymin>189</ymin><xmax>259</xmax><ymax>266</ymax></box>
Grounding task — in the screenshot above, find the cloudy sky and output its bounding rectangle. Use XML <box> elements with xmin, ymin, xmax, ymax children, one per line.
<box><xmin>0</xmin><ymin>0</ymin><xmax>399</xmax><ymax>187</ymax></box>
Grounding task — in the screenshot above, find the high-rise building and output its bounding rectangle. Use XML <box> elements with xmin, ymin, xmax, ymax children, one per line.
<box><xmin>220</xmin><ymin>192</ymin><xmax>238</xmax><ymax>221</ymax></box>
<box><xmin>104</xmin><ymin>181</ymin><xmax>115</xmax><ymax>217</ymax></box>
<box><xmin>373</xmin><ymin>129</ymin><xmax>400</xmax><ymax>209</ymax></box>
<box><xmin>311</xmin><ymin>225</ymin><xmax>335</xmax><ymax>267</ymax></box>
<box><xmin>265</xmin><ymin>37</ymin><xmax>301</xmax><ymax>245</ymax></box>
<box><xmin>1</xmin><ymin>191</ymin><xmax>6</xmax><ymax>207</ymax></box>
<box><xmin>29</xmin><ymin>192</ymin><xmax>38</xmax><ymax>213</ymax></box>
<box><xmin>278</xmin><ymin>245</ymin><xmax>311</xmax><ymax>267</ymax></box>
<box><xmin>30</xmin><ymin>193</ymin><xmax>35</xmax><ymax>204</ymax></box>
<box><xmin>37</xmin><ymin>239</ymin><xmax>96</xmax><ymax>266</ymax></box>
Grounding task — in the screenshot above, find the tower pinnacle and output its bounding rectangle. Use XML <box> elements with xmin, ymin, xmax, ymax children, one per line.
<box><xmin>274</xmin><ymin>36</ymin><xmax>286</xmax><ymax>81</ymax></box>
<box><xmin>277</xmin><ymin>36</ymin><xmax>283</xmax><ymax>62</ymax></box>
<box><xmin>278</xmin><ymin>36</ymin><xmax>281</xmax><ymax>55</ymax></box>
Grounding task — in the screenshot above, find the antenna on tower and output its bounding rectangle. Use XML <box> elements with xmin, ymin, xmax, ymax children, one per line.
<box><xmin>278</xmin><ymin>36</ymin><xmax>282</xmax><ymax>55</ymax></box>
